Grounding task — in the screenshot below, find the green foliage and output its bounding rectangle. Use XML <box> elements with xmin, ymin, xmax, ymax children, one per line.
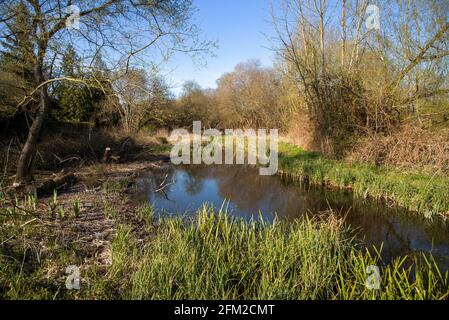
<box><xmin>96</xmin><ymin>208</ymin><xmax>449</xmax><ymax>300</ymax></box>
<box><xmin>126</xmin><ymin>208</ymin><xmax>349</xmax><ymax>299</ymax></box>
<box><xmin>0</xmin><ymin>1</ymin><xmax>34</xmax><ymax>81</ymax></box>
<box><xmin>51</xmin><ymin>46</ymin><xmax>106</xmax><ymax>122</ymax></box>
<box><xmin>278</xmin><ymin>143</ymin><xmax>449</xmax><ymax>217</ymax></box>
<box><xmin>135</xmin><ymin>204</ymin><xmax>154</xmax><ymax>228</ymax></box>
<box><xmin>73</xmin><ymin>199</ymin><xmax>81</xmax><ymax>218</ymax></box>
<box><xmin>48</xmin><ymin>190</ymin><xmax>59</xmax><ymax>218</ymax></box>
<box><xmin>101</xmin><ymin>178</ymin><xmax>130</xmax><ymax>193</ymax></box>
<box><xmin>336</xmin><ymin>250</ymin><xmax>449</xmax><ymax>300</ymax></box>
<box><xmin>0</xmin><ymin>1</ymin><xmax>35</xmax><ymax>117</ymax></box>
<box><xmin>1</xmin><ymin>204</ymin><xmax>448</xmax><ymax>300</ymax></box>
<box><xmin>53</xmin><ymin>82</ymin><xmax>104</xmax><ymax>122</ymax></box>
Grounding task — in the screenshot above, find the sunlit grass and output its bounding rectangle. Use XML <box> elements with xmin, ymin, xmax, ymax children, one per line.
<box><xmin>107</xmin><ymin>206</ymin><xmax>449</xmax><ymax>300</ymax></box>
<box><xmin>278</xmin><ymin>143</ymin><xmax>449</xmax><ymax>218</ymax></box>
<box><xmin>1</xmin><ymin>195</ymin><xmax>448</xmax><ymax>300</ymax></box>
<box><xmin>126</xmin><ymin>207</ymin><xmax>349</xmax><ymax>299</ymax></box>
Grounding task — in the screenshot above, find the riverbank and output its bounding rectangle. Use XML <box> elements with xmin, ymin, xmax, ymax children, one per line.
<box><xmin>2</xmin><ymin>196</ymin><xmax>448</xmax><ymax>299</ymax></box>
<box><xmin>1</xmin><ymin>139</ymin><xmax>449</xmax><ymax>300</ymax></box>
<box><xmin>109</xmin><ymin>208</ymin><xmax>449</xmax><ymax>300</ymax></box>
<box><xmin>277</xmin><ymin>143</ymin><xmax>449</xmax><ymax>219</ymax></box>
<box><xmin>0</xmin><ymin>136</ymin><xmax>173</xmax><ymax>299</ymax></box>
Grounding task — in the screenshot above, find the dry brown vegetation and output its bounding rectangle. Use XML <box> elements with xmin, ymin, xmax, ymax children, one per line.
<box><xmin>169</xmin><ymin>0</ymin><xmax>449</xmax><ymax>174</ymax></box>
<box><xmin>2</xmin><ymin>1</ymin><xmax>447</xmax><ymax>179</ymax></box>
<box><xmin>281</xmin><ymin>112</ymin><xmax>320</xmax><ymax>152</ymax></box>
<box><xmin>347</xmin><ymin>125</ymin><xmax>449</xmax><ymax>174</ymax></box>
<box><xmin>0</xmin><ymin>123</ymin><xmax>170</xmax><ymax>185</ymax></box>
<box><xmin>270</xmin><ymin>0</ymin><xmax>449</xmax><ymax>161</ymax></box>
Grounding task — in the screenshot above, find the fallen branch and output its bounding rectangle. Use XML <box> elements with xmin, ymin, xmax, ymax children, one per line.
<box><xmin>36</xmin><ymin>173</ymin><xmax>78</xmax><ymax>197</ymax></box>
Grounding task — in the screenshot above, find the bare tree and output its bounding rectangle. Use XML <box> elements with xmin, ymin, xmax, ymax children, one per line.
<box><xmin>0</xmin><ymin>0</ymin><xmax>214</xmax><ymax>184</ymax></box>
<box><xmin>270</xmin><ymin>0</ymin><xmax>448</xmax><ymax>155</ymax></box>
<box><xmin>214</xmin><ymin>60</ymin><xmax>286</xmax><ymax>129</ymax></box>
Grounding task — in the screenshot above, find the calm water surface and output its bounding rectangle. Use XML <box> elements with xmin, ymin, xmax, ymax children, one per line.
<box><xmin>134</xmin><ymin>164</ymin><xmax>449</xmax><ymax>270</ymax></box>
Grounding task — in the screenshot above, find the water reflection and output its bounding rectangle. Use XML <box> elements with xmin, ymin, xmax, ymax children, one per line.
<box><xmin>135</xmin><ymin>164</ymin><xmax>449</xmax><ymax>270</ymax></box>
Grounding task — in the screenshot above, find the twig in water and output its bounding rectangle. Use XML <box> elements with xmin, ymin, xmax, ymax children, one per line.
<box><xmin>154</xmin><ymin>173</ymin><xmax>175</xmax><ymax>193</ymax></box>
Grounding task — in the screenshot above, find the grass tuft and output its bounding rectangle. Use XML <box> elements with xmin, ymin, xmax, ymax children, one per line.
<box><xmin>278</xmin><ymin>143</ymin><xmax>449</xmax><ymax>218</ymax></box>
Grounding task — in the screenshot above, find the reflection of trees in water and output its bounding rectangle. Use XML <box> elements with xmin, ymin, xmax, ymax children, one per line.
<box><xmin>136</xmin><ymin>164</ymin><xmax>449</xmax><ymax>269</ymax></box>
<box><xmin>184</xmin><ymin>174</ymin><xmax>204</xmax><ymax>195</ymax></box>
<box><xmin>134</xmin><ymin>166</ymin><xmax>176</xmax><ymax>202</ymax></box>
<box><xmin>182</xmin><ymin>165</ymin><xmax>334</xmax><ymax>215</ymax></box>
<box><xmin>181</xmin><ymin>165</ymin><xmax>449</xmax><ymax>264</ymax></box>
<box><xmin>343</xmin><ymin>199</ymin><xmax>449</xmax><ymax>255</ymax></box>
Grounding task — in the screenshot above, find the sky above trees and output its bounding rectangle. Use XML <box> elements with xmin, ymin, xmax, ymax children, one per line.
<box><xmin>165</xmin><ymin>0</ymin><xmax>278</xmax><ymax>95</ymax></box>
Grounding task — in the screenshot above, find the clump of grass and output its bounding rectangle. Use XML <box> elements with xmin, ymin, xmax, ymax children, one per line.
<box><xmin>101</xmin><ymin>178</ymin><xmax>129</xmax><ymax>193</ymax></box>
<box><xmin>278</xmin><ymin>142</ymin><xmax>449</xmax><ymax>218</ymax></box>
<box><xmin>0</xmin><ymin>208</ymin><xmax>86</xmax><ymax>299</ymax></box>
<box><xmin>24</xmin><ymin>193</ymin><xmax>38</xmax><ymax>211</ymax></box>
<box><xmin>128</xmin><ymin>207</ymin><xmax>349</xmax><ymax>299</ymax></box>
<box><xmin>102</xmin><ymin>201</ymin><xmax>118</xmax><ymax>219</ymax></box>
<box><xmin>83</xmin><ymin>224</ymin><xmax>139</xmax><ymax>299</ymax></box>
<box><xmin>2</xmin><ymin>203</ymin><xmax>448</xmax><ymax>300</ymax></box>
<box><xmin>0</xmin><ymin>240</ymin><xmax>87</xmax><ymax>300</ymax></box>
<box><xmin>135</xmin><ymin>204</ymin><xmax>154</xmax><ymax>229</ymax></box>
<box><xmin>144</xmin><ymin>142</ymin><xmax>172</xmax><ymax>155</ymax></box>
<box><xmin>335</xmin><ymin>249</ymin><xmax>449</xmax><ymax>300</ymax></box>
<box><xmin>120</xmin><ymin>207</ymin><xmax>448</xmax><ymax>300</ymax></box>
<box><xmin>72</xmin><ymin>199</ymin><xmax>81</xmax><ymax>218</ymax></box>
<box><xmin>47</xmin><ymin>190</ymin><xmax>59</xmax><ymax>218</ymax></box>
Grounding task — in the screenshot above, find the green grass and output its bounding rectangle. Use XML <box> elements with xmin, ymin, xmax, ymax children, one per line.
<box><xmin>145</xmin><ymin>141</ymin><xmax>172</xmax><ymax>155</ymax></box>
<box><xmin>1</xmin><ymin>205</ymin><xmax>448</xmax><ymax>300</ymax></box>
<box><xmin>102</xmin><ymin>207</ymin><xmax>449</xmax><ymax>300</ymax></box>
<box><xmin>127</xmin><ymin>207</ymin><xmax>350</xmax><ymax>299</ymax></box>
<box><xmin>101</xmin><ymin>178</ymin><xmax>130</xmax><ymax>193</ymax></box>
<box><xmin>278</xmin><ymin>143</ymin><xmax>449</xmax><ymax>218</ymax></box>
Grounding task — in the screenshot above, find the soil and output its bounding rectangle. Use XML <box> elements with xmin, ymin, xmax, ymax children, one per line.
<box><xmin>1</xmin><ymin>156</ymin><xmax>171</xmax><ymax>272</ymax></box>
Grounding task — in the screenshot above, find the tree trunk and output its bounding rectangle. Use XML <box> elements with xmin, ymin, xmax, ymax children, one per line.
<box><xmin>15</xmin><ymin>85</ymin><xmax>48</xmax><ymax>184</ymax></box>
<box><xmin>15</xmin><ymin>43</ymin><xmax>49</xmax><ymax>185</ymax></box>
<box><xmin>341</xmin><ymin>0</ymin><xmax>346</xmax><ymax>67</ymax></box>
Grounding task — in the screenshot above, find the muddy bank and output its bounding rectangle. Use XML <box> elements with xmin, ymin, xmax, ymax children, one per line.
<box><xmin>0</xmin><ymin>156</ymin><xmax>171</xmax><ymax>297</ymax></box>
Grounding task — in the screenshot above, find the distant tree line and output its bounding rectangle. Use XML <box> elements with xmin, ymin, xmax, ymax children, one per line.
<box><xmin>169</xmin><ymin>0</ymin><xmax>448</xmax><ymax>159</ymax></box>
<box><xmin>0</xmin><ymin>0</ymin><xmax>213</xmax><ymax>184</ymax></box>
<box><xmin>0</xmin><ymin>0</ymin><xmax>448</xmax><ymax>183</ymax></box>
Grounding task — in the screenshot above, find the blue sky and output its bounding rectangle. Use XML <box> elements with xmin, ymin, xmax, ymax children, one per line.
<box><xmin>165</xmin><ymin>0</ymin><xmax>278</xmax><ymax>95</ymax></box>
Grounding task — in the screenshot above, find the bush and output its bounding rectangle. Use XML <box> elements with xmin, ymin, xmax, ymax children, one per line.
<box><xmin>347</xmin><ymin>125</ymin><xmax>449</xmax><ymax>174</ymax></box>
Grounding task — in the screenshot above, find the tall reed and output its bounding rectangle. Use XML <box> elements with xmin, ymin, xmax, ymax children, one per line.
<box><xmin>113</xmin><ymin>206</ymin><xmax>449</xmax><ymax>300</ymax></box>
